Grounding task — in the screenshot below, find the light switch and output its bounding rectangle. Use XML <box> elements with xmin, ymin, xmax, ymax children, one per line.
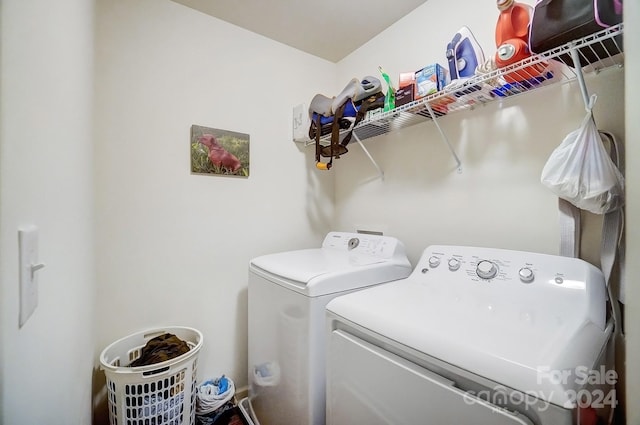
<box><xmin>18</xmin><ymin>225</ymin><xmax>44</xmax><ymax>327</ymax></box>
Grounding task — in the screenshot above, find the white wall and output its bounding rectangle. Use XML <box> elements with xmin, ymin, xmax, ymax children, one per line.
<box><xmin>334</xmin><ymin>0</ymin><xmax>624</xmax><ymax>267</ymax></box>
<box><xmin>624</xmin><ymin>0</ymin><xmax>639</xmax><ymax>423</ymax></box>
<box><xmin>93</xmin><ymin>0</ymin><xmax>335</xmax><ymax>416</ymax></box>
<box><xmin>0</xmin><ymin>0</ymin><xmax>96</xmax><ymax>424</ymax></box>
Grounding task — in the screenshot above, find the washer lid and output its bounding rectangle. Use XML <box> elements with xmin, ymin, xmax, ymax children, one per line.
<box><xmin>249</xmin><ymin>232</ymin><xmax>412</xmax><ymax>297</ymax></box>
<box><xmin>327</xmin><ymin>245</ymin><xmax>612</xmax><ymax>408</ymax></box>
<box><xmin>251</xmin><ymin>248</ymin><xmax>384</xmax><ymax>283</ymax></box>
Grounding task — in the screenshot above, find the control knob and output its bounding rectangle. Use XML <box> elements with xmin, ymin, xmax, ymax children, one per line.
<box><xmin>519</xmin><ymin>267</ymin><xmax>535</xmax><ymax>283</ymax></box>
<box><xmin>448</xmin><ymin>258</ymin><xmax>461</xmax><ymax>271</ymax></box>
<box><xmin>476</xmin><ymin>260</ymin><xmax>498</xmax><ymax>280</ymax></box>
<box><xmin>428</xmin><ymin>256</ymin><xmax>441</xmax><ymax>268</ymax></box>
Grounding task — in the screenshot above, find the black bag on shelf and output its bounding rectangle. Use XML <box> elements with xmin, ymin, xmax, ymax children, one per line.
<box><xmin>529</xmin><ymin>0</ymin><xmax>623</xmax><ymax>67</ymax></box>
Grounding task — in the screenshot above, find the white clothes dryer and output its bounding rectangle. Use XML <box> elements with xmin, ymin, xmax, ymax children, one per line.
<box><xmin>326</xmin><ymin>245</ymin><xmax>616</xmax><ymax>425</ymax></box>
<box><xmin>243</xmin><ymin>232</ymin><xmax>411</xmax><ymax>425</ymax></box>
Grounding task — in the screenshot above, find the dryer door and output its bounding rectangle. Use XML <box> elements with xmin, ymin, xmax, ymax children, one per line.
<box><xmin>327</xmin><ymin>330</ymin><xmax>535</xmax><ymax>425</ymax></box>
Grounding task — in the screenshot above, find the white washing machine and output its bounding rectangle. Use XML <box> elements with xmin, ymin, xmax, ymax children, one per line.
<box><xmin>326</xmin><ymin>245</ymin><xmax>616</xmax><ymax>425</ymax></box>
<box><xmin>244</xmin><ymin>232</ymin><xmax>412</xmax><ymax>425</ymax></box>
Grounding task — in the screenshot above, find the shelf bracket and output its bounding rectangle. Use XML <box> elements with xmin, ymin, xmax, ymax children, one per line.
<box><xmin>424</xmin><ymin>102</ymin><xmax>463</xmax><ymax>173</ymax></box>
<box><xmin>570</xmin><ymin>44</ymin><xmax>591</xmax><ymax>108</ymax></box>
<box><xmin>352</xmin><ymin>133</ymin><xmax>384</xmax><ymax>180</ymax></box>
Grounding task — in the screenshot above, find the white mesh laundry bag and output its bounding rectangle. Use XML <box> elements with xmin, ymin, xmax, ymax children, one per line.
<box><xmin>540</xmin><ymin>95</ymin><xmax>624</xmax><ymax>214</ymax></box>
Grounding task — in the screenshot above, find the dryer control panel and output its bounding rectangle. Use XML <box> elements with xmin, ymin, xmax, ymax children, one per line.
<box><xmin>411</xmin><ymin>245</ymin><xmax>607</xmax><ymax>330</ymax></box>
<box><xmin>415</xmin><ymin>245</ymin><xmax>600</xmax><ymax>285</ymax></box>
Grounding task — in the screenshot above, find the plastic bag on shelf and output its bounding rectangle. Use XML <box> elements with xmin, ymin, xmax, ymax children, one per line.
<box><xmin>540</xmin><ymin>94</ymin><xmax>624</xmax><ymax>214</ymax></box>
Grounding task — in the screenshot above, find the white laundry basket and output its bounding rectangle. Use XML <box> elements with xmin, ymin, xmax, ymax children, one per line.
<box><xmin>100</xmin><ymin>327</ymin><xmax>203</xmax><ymax>425</ymax></box>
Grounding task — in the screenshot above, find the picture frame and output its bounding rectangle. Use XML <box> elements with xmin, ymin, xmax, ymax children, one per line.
<box><xmin>190</xmin><ymin>124</ymin><xmax>250</xmax><ymax>177</ymax></box>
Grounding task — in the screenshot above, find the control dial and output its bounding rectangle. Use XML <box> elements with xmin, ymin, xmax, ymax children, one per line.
<box><xmin>428</xmin><ymin>256</ymin><xmax>441</xmax><ymax>268</ymax></box>
<box><xmin>519</xmin><ymin>267</ymin><xmax>535</xmax><ymax>283</ymax></box>
<box><xmin>476</xmin><ymin>260</ymin><xmax>498</xmax><ymax>280</ymax></box>
<box><xmin>448</xmin><ymin>258</ymin><xmax>461</xmax><ymax>271</ymax></box>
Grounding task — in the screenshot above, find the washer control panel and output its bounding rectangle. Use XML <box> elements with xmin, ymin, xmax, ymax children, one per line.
<box><xmin>322</xmin><ymin>231</ymin><xmax>408</xmax><ymax>260</ymax></box>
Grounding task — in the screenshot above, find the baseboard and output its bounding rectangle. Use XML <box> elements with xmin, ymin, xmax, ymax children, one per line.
<box><xmin>235</xmin><ymin>385</ymin><xmax>249</xmax><ymax>402</ymax></box>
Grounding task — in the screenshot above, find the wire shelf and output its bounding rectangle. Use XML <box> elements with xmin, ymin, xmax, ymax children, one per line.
<box><xmin>319</xmin><ymin>23</ymin><xmax>624</xmax><ymax>144</ymax></box>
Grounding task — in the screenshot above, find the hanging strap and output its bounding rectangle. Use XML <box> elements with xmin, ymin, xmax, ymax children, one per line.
<box><xmin>331</xmin><ymin>101</ymin><xmax>348</xmax><ymax>156</ymax></box>
<box><xmin>598</xmin><ymin>130</ymin><xmax>625</xmax><ymax>339</ymax></box>
<box><xmin>340</xmin><ymin>92</ymin><xmax>385</xmax><ymax>148</ymax></box>
<box><xmin>560</xmin><ymin>130</ymin><xmax>625</xmax><ymax>329</ymax></box>
<box><xmin>314</xmin><ymin>114</ymin><xmax>334</xmax><ymax>170</ymax></box>
<box><xmin>598</xmin><ymin>130</ymin><xmax>625</xmax><ymax>425</ymax></box>
<box><xmin>558</xmin><ymin>198</ymin><xmax>581</xmax><ymax>257</ymax></box>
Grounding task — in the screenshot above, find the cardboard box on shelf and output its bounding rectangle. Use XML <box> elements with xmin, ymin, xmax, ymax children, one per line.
<box><xmin>399</xmin><ymin>72</ymin><xmax>415</xmax><ymax>88</ymax></box>
<box><xmin>396</xmin><ymin>72</ymin><xmax>416</xmax><ymax>107</ymax></box>
<box><xmin>415</xmin><ymin>64</ymin><xmax>449</xmax><ymax>99</ymax></box>
<box><xmin>396</xmin><ymin>85</ymin><xmax>415</xmax><ymax>107</ymax></box>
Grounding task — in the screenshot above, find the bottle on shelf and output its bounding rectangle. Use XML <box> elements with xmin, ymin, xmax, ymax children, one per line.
<box><xmin>494</xmin><ymin>0</ymin><xmax>546</xmax><ymax>83</ymax></box>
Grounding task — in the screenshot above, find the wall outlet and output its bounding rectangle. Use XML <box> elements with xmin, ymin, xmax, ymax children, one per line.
<box><xmin>292</xmin><ymin>103</ymin><xmax>311</xmax><ymax>143</ymax></box>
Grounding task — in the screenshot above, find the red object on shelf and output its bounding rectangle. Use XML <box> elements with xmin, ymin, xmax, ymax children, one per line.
<box><xmin>494</xmin><ymin>0</ymin><xmax>546</xmax><ymax>83</ymax></box>
<box><xmin>495</xmin><ymin>0</ymin><xmax>531</xmax><ymax>47</ymax></box>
